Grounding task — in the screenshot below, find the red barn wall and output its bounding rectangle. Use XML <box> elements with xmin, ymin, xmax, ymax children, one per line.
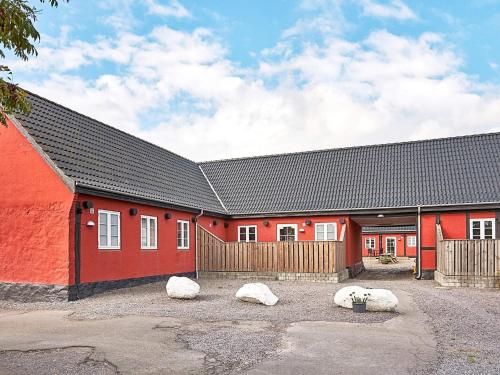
<box><xmin>0</xmin><ymin>121</ymin><xmax>74</xmax><ymax>285</ymax></box>
<box><xmin>77</xmin><ymin>194</ymin><xmax>223</xmax><ymax>283</ymax></box>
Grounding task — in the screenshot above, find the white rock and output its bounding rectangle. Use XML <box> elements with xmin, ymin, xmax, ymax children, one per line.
<box><xmin>166</xmin><ymin>276</ymin><xmax>200</xmax><ymax>299</ymax></box>
<box><xmin>366</xmin><ymin>288</ymin><xmax>399</xmax><ymax>312</ymax></box>
<box><xmin>334</xmin><ymin>286</ymin><xmax>398</xmax><ymax>312</ymax></box>
<box><xmin>235</xmin><ymin>283</ymin><xmax>278</xmax><ymax>306</ymax></box>
<box><xmin>333</xmin><ymin>286</ymin><xmax>366</xmax><ymax>309</ymax></box>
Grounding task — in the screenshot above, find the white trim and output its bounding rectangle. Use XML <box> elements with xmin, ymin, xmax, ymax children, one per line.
<box><xmin>365</xmin><ymin>237</ymin><xmax>376</xmax><ymax>249</ymax></box>
<box><xmin>314</xmin><ymin>222</ymin><xmax>337</xmax><ymax>241</ymax></box>
<box><xmin>98</xmin><ymin>210</ymin><xmax>121</xmax><ymax>250</ymax></box>
<box><xmin>469</xmin><ymin>218</ymin><xmax>496</xmax><ymax>239</ymax></box>
<box><xmin>199</xmin><ymin>165</ymin><xmax>228</xmax><ymax>213</ymax></box>
<box><xmin>276</xmin><ymin>224</ymin><xmax>298</xmax><ymax>241</ymax></box>
<box><xmin>407</xmin><ymin>235</ymin><xmax>417</xmax><ymax>247</ymax></box>
<box><xmin>385</xmin><ymin>237</ymin><xmax>396</xmax><ymax>256</ymax></box>
<box><xmin>177</xmin><ymin>220</ymin><xmax>190</xmax><ymax>250</ymax></box>
<box><xmin>238</xmin><ymin>225</ymin><xmax>258</xmax><ymax>242</ymax></box>
<box><xmin>140</xmin><ymin>215</ymin><xmax>158</xmax><ymax>250</ymax></box>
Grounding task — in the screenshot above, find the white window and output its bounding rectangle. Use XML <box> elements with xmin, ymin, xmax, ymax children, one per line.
<box><xmin>470</xmin><ymin>219</ymin><xmax>496</xmax><ymax>240</ymax></box>
<box><xmin>141</xmin><ymin>216</ymin><xmax>157</xmax><ymax>249</ymax></box>
<box><xmin>385</xmin><ymin>237</ymin><xmax>396</xmax><ymax>256</ymax></box>
<box><xmin>315</xmin><ymin>223</ymin><xmax>337</xmax><ymax>241</ymax></box>
<box><xmin>365</xmin><ymin>237</ymin><xmax>376</xmax><ymax>249</ymax></box>
<box><xmin>277</xmin><ymin>224</ymin><xmax>298</xmax><ymax>241</ymax></box>
<box><xmin>98</xmin><ymin>210</ymin><xmax>120</xmax><ymax>249</ymax></box>
<box><xmin>177</xmin><ymin>220</ymin><xmax>190</xmax><ymax>249</ymax></box>
<box><xmin>407</xmin><ymin>236</ymin><xmax>416</xmax><ymax>247</ymax></box>
<box><xmin>238</xmin><ymin>226</ymin><xmax>257</xmax><ymax>242</ymax></box>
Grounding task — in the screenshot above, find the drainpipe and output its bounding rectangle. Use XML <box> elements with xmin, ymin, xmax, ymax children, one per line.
<box><xmin>416</xmin><ymin>206</ymin><xmax>422</xmax><ymax>279</ymax></box>
<box><xmin>194</xmin><ymin>209</ymin><xmax>204</xmax><ymax>279</ymax></box>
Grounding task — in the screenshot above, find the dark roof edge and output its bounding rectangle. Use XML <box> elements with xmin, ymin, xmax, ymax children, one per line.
<box><xmin>75</xmin><ymin>184</ymin><xmax>229</xmax><ymax>218</ymax></box>
<box><xmin>23</xmin><ymin>89</ymin><xmax>198</xmax><ymax>165</ymax></box>
<box><xmin>9</xmin><ymin>114</ymin><xmax>76</xmax><ymax>193</ymax></box>
<box><xmin>228</xmin><ymin>202</ymin><xmax>500</xmax><ymax>218</ymax></box>
<box><xmin>199</xmin><ymin>131</ymin><xmax>500</xmax><ymax>164</ymax></box>
<box><xmin>198</xmin><ymin>165</ymin><xmax>228</xmax><ymax>213</ymax></box>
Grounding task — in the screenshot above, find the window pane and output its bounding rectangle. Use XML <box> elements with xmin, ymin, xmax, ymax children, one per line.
<box><xmin>111</xmin><ymin>236</ymin><xmax>119</xmax><ymax>247</ymax></box>
<box><xmin>111</xmin><ymin>224</ymin><xmax>118</xmax><ymax>236</ymax></box>
<box><xmin>484</xmin><ymin>221</ymin><xmax>493</xmax><ymax>239</ymax></box>
<box><xmin>111</xmin><ymin>214</ymin><xmax>118</xmax><ymax>225</ymax></box>
<box><xmin>99</xmin><ymin>235</ymin><xmax>108</xmax><ymax>247</ymax></box>
<box><xmin>317</xmin><ymin>227</ymin><xmax>325</xmax><ymax>241</ymax></box>
<box><xmin>239</xmin><ymin>227</ymin><xmax>247</xmax><ymax>241</ymax></box>
<box><xmin>141</xmin><ymin>218</ymin><xmax>147</xmax><ymax>247</ymax></box>
<box><xmin>248</xmin><ymin>232</ymin><xmax>256</xmax><ymax>241</ymax></box>
<box><xmin>150</xmin><ymin>220</ymin><xmax>156</xmax><ymax>247</ymax></box>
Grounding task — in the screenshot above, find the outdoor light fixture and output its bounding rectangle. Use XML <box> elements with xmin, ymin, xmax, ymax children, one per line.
<box><xmin>377</xmin><ymin>214</ymin><xmax>384</xmax><ymax>218</ymax></box>
<box><xmin>86</xmin><ymin>220</ymin><xmax>95</xmax><ymax>227</ymax></box>
<box><xmin>164</xmin><ymin>213</ymin><xmax>172</xmax><ymax>219</ymax></box>
<box><xmin>129</xmin><ymin>208</ymin><xmax>138</xmax><ymax>216</ymax></box>
<box><xmin>224</xmin><ymin>222</ymin><xmax>229</xmax><ymax>228</ymax></box>
<box><xmin>191</xmin><ymin>217</ymin><xmax>198</xmax><ymax>223</ymax></box>
<box><xmin>304</xmin><ymin>219</ymin><xmax>312</xmax><ymax>226</ymax></box>
<box><xmin>82</xmin><ymin>200</ymin><xmax>93</xmax><ymax>209</ymax></box>
<box><xmin>263</xmin><ymin>220</ymin><xmax>270</xmax><ymax>227</ymax></box>
<box><xmin>213</xmin><ymin>220</ymin><xmax>218</xmax><ymax>226</ymax></box>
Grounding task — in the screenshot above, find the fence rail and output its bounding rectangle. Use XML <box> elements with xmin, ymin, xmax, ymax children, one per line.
<box><xmin>437</xmin><ymin>237</ymin><xmax>500</xmax><ymax>277</ymax></box>
<box><xmin>197</xmin><ymin>226</ymin><xmax>346</xmax><ymax>274</ymax></box>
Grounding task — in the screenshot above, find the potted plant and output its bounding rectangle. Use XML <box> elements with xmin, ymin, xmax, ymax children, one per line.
<box><xmin>350</xmin><ymin>291</ymin><xmax>370</xmax><ymax>313</ymax></box>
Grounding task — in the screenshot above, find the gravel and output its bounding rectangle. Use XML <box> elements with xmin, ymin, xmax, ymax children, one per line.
<box><xmin>0</xmin><ymin>279</ymin><xmax>396</xmax><ymax>323</ymax></box>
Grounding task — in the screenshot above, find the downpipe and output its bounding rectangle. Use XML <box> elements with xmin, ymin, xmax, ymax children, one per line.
<box><xmin>194</xmin><ymin>209</ymin><xmax>204</xmax><ymax>279</ymax></box>
<box><xmin>415</xmin><ymin>206</ymin><xmax>422</xmax><ymax>279</ymax></box>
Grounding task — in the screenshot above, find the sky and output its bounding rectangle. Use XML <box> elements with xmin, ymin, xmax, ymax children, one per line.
<box><xmin>8</xmin><ymin>0</ymin><xmax>500</xmax><ymax>161</ymax></box>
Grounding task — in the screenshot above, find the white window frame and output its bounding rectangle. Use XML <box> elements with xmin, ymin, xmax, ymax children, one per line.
<box><xmin>407</xmin><ymin>236</ymin><xmax>416</xmax><ymax>247</ymax></box>
<box><xmin>238</xmin><ymin>225</ymin><xmax>258</xmax><ymax>243</ymax></box>
<box><xmin>141</xmin><ymin>215</ymin><xmax>158</xmax><ymax>250</ymax></box>
<box><xmin>98</xmin><ymin>210</ymin><xmax>121</xmax><ymax>250</ymax></box>
<box><xmin>277</xmin><ymin>224</ymin><xmax>298</xmax><ymax>242</ymax></box>
<box><xmin>365</xmin><ymin>237</ymin><xmax>376</xmax><ymax>249</ymax></box>
<box><xmin>385</xmin><ymin>237</ymin><xmax>397</xmax><ymax>256</ymax></box>
<box><xmin>469</xmin><ymin>219</ymin><xmax>496</xmax><ymax>240</ymax></box>
<box><xmin>177</xmin><ymin>220</ymin><xmax>190</xmax><ymax>250</ymax></box>
<box><xmin>314</xmin><ymin>223</ymin><xmax>337</xmax><ymax>241</ymax></box>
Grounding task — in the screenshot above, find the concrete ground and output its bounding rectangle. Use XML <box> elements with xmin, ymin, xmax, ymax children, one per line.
<box><xmin>0</xmin><ymin>261</ymin><xmax>498</xmax><ymax>375</ymax></box>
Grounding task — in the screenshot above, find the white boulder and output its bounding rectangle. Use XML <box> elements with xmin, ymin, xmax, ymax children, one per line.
<box><xmin>235</xmin><ymin>283</ymin><xmax>278</xmax><ymax>306</ymax></box>
<box><xmin>334</xmin><ymin>286</ymin><xmax>398</xmax><ymax>312</ymax></box>
<box><xmin>166</xmin><ymin>276</ymin><xmax>200</xmax><ymax>299</ymax></box>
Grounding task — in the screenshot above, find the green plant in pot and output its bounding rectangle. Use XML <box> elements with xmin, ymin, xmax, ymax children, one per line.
<box><xmin>350</xmin><ymin>291</ymin><xmax>370</xmax><ymax>313</ymax></box>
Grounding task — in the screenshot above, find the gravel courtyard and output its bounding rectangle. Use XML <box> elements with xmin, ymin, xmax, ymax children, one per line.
<box><xmin>0</xmin><ymin>264</ymin><xmax>499</xmax><ymax>375</ymax></box>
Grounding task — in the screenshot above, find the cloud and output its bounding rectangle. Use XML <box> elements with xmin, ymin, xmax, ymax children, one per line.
<box><xmin>14</xmin><ymin>7</ymin><xmax>500</xmax><ymax>161</ymax></box>
<box><xmin>358</xmin><ymin>0</ymin><xmax>417</xmax><ymax>20</ymax></box>
<box><xmin>143</xmin><ymin>0</ymin><xmax>191</xmax><ymax>18</ymax></box>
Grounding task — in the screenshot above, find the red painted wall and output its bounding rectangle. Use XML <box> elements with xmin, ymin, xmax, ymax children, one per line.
<box><xmin>78</xmin><ymin>194</ymin><xmax>226</xmax><ymax>283</ymax></box>
<box><xmin>345</xmin><ymin>218</ymin><xmax>362</xmax><ymax>267</ymax></box>
<box><xmin>361</xmin><ymin>233</ymin><xmax>417</xmax><ymax>257</ymax></box>
<box><xmin>0</xmin><ymin>120</ymin><xmax>75</xmax><ymax>285</ymax></box>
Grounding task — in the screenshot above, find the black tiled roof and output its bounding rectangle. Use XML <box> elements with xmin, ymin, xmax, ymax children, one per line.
<box><xmin>14</xmin><ymin>92</ymin><xmax>226</xmax><ymax>214</ymax></box>
<box><xmin>362</xmin><ymin>226</ymin><xmax>416</xmax><ymax>234</ymax></box>
<box><xmin>14</xmin><ymin>92</ymin><xmax>500</xmax><ymax>216</ymax></box>
<box><xmin>200</xmin><ymin>133</ymin><xmax>500</xmax><ymax>215</ymax></box>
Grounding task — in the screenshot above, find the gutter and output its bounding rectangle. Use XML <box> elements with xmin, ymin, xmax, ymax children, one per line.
<box><xmin>415</xmin><ymin>206</ymin><xmax>422</xmax><ymax>280</ymax></box>
<box><xmin>194</xmin><ymin>209</ymin><xmax>204</xmax><ymax>279</ymax></box>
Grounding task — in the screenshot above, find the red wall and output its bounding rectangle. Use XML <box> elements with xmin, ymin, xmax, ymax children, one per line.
<box><xmin>361</xmin><ymin>233</ymin><xmax>417</xmax><ymax>257</ymax></box>
<box><xmin>0</xmin><ymin>120</ymin><xmax>75</xmax><ymax>285</ymax></box>
<box><xmin>78</xmin><ymin>194</ymin><xmax>226</xmax><ymax>283</ymax></box>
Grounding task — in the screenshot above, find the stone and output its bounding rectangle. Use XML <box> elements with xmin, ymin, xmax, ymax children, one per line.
<box><xmin>166</xmin><ymin>277</ymin><xmax>200</xmax><ymax>299</ymax></box>
<box><xmin>235</xmin><ymin>283</ymin><xmax>278</xmax><ymax>306</ymax></box>
<box><xmin>334</xmin><ymin>286</ymin><xmax>398</xmax><ymax>312</ymax></box>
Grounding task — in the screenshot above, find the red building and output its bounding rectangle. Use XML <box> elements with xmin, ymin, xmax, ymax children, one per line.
<box><xmin>361</xmin><ymin>226</ymin><xmax>417</xmax><ymax>257</ymax></box>
<box><xmin>0</xmin><ymin>92</ymin><xmax>499</xmax><ymax>301</ymax></box>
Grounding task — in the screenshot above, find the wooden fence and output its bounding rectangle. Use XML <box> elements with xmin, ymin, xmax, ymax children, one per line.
<box><xmin>436</xmin><ymin>224</ymin><xmax>500</xmax><ymax>277</ymax></box>
<box><xmin>197</xmin><ymin>226</ymin><xmax>346</xmax><ymax>274</ymax></box>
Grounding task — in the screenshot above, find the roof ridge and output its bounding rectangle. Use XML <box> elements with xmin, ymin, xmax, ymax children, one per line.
<box><xmin>199</xmin><ymin>131</ymin><xmax>500</xmax><ymax>164</ymax></box>
<box><xmin>22</xmin><ymin>89</ymin><xmax>198</xmax><ymax>165</ymax></box>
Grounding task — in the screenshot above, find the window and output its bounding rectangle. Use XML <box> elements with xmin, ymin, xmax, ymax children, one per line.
<box><xmin>141</xmin><ymin>216</ymin><xmax>157</xmax><ymax>249</ymax></box>
<box><xmin>177</xmin><ymin>220</ymin><xmax>190</xmax><ymax>249</ymax></box>
<box><xmin>365</xmin><ymin>237</ymin><xmax>376</xmax><ymax>249</ymax></box>
<box><xmin>407</xmin><ymin>236</ymin><xmax>416</xmax><ymax>247</ymax></box>
<box><xmin>277</xmin><ymin>224</ymin><xmax>298</xmax><ymax>241</ymax></box>
<box><xmin>98</xmin><ymin>210</ymin><xmax>120</xmax><ymax>249</ymax></box>
<box><xmin>470</xmin><ymin>219</ymin><xmax>496</xmax><ymax>239</ymax></box>
<box><xmin>315</xmin><ymin>223</ymin><xmax>337</xmax><ymax>241</ymax></box>
<box><xmin>385</xmin><ymin>237</ymin><xmax>396</xmax><ymax>256</ymax></box>
<box><xmin>238</xmin><ymin>226</ymin><xmax>257</xmax><ymax>242</ymax></box>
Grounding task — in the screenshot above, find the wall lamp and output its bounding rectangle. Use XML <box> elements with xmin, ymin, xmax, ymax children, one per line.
<box><xmin>164</xmin><ymin>213</ymin><xmax>172</xmax><ymax>219</ymax></box>
<box><xmin>129</xmin><ymin>208</ymin><xmax>138</xmax><ymax>216</ymax></box>
<box><xmin>304</xmin><ymin>219</ymin><xmax>312</xmax><ymax>226</ymax></box>
<box><xmin>82</xmin><ymin>201</ymin><xmax>93</xmax><ymax>209</ymax></box>
<box><xmin>224</xmin><ymin>222</ymin><xmax>229</xmax><ymax>228</ymax></box>
<box><xmin>212</xmin><ymin>220</ymin><xmax>218</xmax><ymax>226</ymax></box>
<box><xmin>263</xmin><ymin>220</ymin><xmax>270</xmax><ymax>227</ymax></box>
